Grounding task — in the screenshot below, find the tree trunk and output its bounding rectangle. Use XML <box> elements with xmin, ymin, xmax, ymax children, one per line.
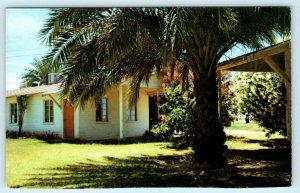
<box><xmin>245</xmin><ymin>114</ymin><xmax>250</xmax><ymax>124</ymax></box>
<box><xmin>17</xmin><ymin>95</ymin><xmax>27</xmax><ymax>137</ymax></box>
<box><xmin>18</xmin><ymin>117</ymin><xmax>23</xmax><ymax>137</ymax></box>
<box><xmin>192</xmin><ymin>72</ymin><xmax>227</xmax><ymax>165</ymax></box>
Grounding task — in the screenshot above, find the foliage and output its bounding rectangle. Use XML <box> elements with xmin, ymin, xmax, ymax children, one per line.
<box><xmin>6</xmin><ymin>130</ymin><xmax>19</xmax><ymax>138</ymax></box>
<box><xmin>21</xmin><ymin>58</ymin><xmax>61</xmax><ymax>87</ymax></box>
<box><xmin>232</xmin><ymin>72</ymin><xmax>287</xmax><ymax>137</ymax></box>
<box><xmin>152</xmin><ymin>74</ymin><xmax>237</xmax><ymax>146</ymax></box>
<box><xmin>36</xmin><ymin>131</ymin><xmax>61</xmax><ymax>140</ymax></box>
<box><xmin>40</xmin><ymin>7</ymin><xmax>290</xmax><ymax>163</ymax></box>
<box><xmin>16</xmin><ymin>95</ymin><xmax>28</xmax><ymax>136</ymax></box>
<box><xmin>40</xmin><ymin>8</ymin><xmax>290</xmax><ymax>107</ymax></box>
<box><xmin>220</xmin><ymin>72</ymin><xmax>238</xmax><ymax>126</ymax></box>
<box><xmin>6</xmin><ymin>130</ymin><xmax>60</xmax><ymax>140</ymax></box>
<box><xmin>152</xmin><ymin>84</ymin><xmax>196</xmax><ymax>148</ymax></box>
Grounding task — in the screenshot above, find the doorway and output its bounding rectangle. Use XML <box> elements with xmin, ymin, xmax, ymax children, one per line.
<box><xmin>63</xmin><ymin>99</ymin><xmax>74</xmax><ymax>138</ymax></box>
<box><xmin>149</xmin><ymin>96</ymin><xmax>159</xmax><ymax>130</ymax></box>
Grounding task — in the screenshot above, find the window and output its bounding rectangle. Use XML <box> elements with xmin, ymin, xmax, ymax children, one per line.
<box><xmin>10</xmin><ymin>103</ymin><xmax>18</xmax><ymax>124</ymax></box>
<box><xmin>44</xmin><ymin>100</ymin><xmax>54</xmax><ymax>123</ymax></box>
<box><xmin>96</xmin><ymin>98</ymin><xmax>108</xmax><ymax>122</ymax></box>
<box><xmin>127</xmin><ymin>104</ymin><xmax>137</xmax><ymax>121</ymax></box>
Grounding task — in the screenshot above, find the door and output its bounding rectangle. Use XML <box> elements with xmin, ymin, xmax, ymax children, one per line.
<box><xmin>149</xmin><ymin>96</ymin><xmax>159</xmax><ymax>130</ymax></box>
<box><xmin>63</xmin><ymin>100</ymin><xmax>74</xmax><ymax>138</ymax></box>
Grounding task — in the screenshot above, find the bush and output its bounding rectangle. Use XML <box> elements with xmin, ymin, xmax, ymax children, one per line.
<box><xmin>152</xmin><ymin>73</ymin><xmax>238</xmax><ymax>145</ymax></box>
<box><xmin>143</xmin><ymin>130</ymin><xmax>154</xmax><ymax>137</ymax></box>
<box><xmin>36</xmin><ymin>131</ymin><xmax>60</xmax><ymax>140</ymax></box>
<box><xmin>233</xmin><ymin>72</ymin><xmax>287</xmax><ymax>137</ymax></box>
<box><xmin>151</xmin><ymin>85</ymin><xmax>196</xmax><ymax>147</ymax></box>
<box><xmin>6</xmin><ymin>131</ymin><xmax>19</xmax><ymax>138</ymax></box>
<box><xmin>221</xmin><ymin>105</ymin><xmax>235</xmax><ymax>126</ymax></box>
<box><xmin>221</xmin><ymin>72</ymin><xmax>238</xmax><ymax>126</ymax></box>
<box><xmin>6</xmin><ymin>130</ymin><xmax>60</xmax><ymax>140</ymax></box>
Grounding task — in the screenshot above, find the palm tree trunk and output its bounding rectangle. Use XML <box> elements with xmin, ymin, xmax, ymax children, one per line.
<box><xmin>18</xmin><ymin>117</ymin><xmax>23</xmax><ymax>137</ymax></box>
<box><xmin>192</xmin><ymin>72</ymin><xmax>227</xmax><ymax>164</ymax></box>
<box><xmin>17</xmin><ymin>95</ymin><xmax>27</xmax><ymax>137</ymax></box>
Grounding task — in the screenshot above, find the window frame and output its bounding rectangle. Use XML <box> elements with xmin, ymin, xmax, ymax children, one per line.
<box><xmin>10</xmin><ymin>103</ymin><xmax>18</xmax><ymax>124</ymax></box>
<box><xmin>96</xmin><ymin>98</ymin><xmax>108</xmax><ymax>122</ymax></box>
<box><xmin>127</xmin><ymin>103</ymin><xmax>137</xmax><ymax>121</ymax></box>
<box><xmin>44</xmin><ymin>100</ymin><xmax>54</xmax><ymax>123</ymax></box>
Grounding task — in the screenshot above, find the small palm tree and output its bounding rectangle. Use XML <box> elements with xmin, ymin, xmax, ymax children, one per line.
<box><xmin>40</xmin><ymin>7</ymin><xmax>290</xmax><ymax>164</ymax></box>
<box><xmin>21</xmin><ymin>58</ymin><xmax>60</xmax><ymax>87</ymax></box>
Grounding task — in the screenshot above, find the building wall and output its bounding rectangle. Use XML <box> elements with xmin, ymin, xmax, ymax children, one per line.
<box><xmin>78</xmin><ymin>86</ymin><xmax>150</xmax><ymax>140</ymax></box>
<box><xmin>78</xmin><ymin>87</ymin><xmax>120</xmax><ymax>140</ymax></box>
<box><xmin>140</xmin><ymin>74</ymin><xmax>163</xmax><ymax>89</ymax></box>
<box><xmin>122</xmin><ymin>87</ymin><xmax>149</xmax><ymax>138</ymax></box>
<box><xmin>6</xmin><ymin>83</ymin><xmax>153</xmax><ymax>140</ymax></box>
<box><xmin>6</xmin><ymin>94</ymin><xmax>63</xmax><ymax>137</ymax></box>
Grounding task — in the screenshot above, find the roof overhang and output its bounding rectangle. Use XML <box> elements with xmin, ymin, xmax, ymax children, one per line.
<box><xmin>216</xmin><ymin>40</ymin><xmax>290</xmax><ymax>73</ymax></box>
<box><xmin>6</xmin><ymin>83</ymin><xmax>62</xmax><ymax>98</ymax></box>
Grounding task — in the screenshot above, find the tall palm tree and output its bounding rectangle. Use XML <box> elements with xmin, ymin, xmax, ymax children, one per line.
<box><xmin>40</xmin><ymin>7</ymin><xmax>290</xmax><ymax>164</ymax></box>
<box><xmin>21</xmin><ymin>58</ymin><xmax>61</xmax><ymax>87</ymax></box>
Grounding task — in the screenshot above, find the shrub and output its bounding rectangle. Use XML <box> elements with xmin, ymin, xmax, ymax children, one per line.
<box><xmin>151</xmin><ymin>85</ymin><xmax>196</xmax><ymax>147</ymax></box>
<box><xmin>36</xmin><ymin>131</ymin><xmax>60</xmax><ymax>140</ymax></box>
<box><xmin>143</xmin><ymin>130</ymin><xmax>154</xmax><ymax>137</ymax></box>
<box><xmin>152</xmin><ymin>73</ymin><xmax>238</xmax><ymax>146</ymax></box>
<box><xmin>6</xmin><ymin>131</ymin><xmax>19</xmax><ymax>138</ymax></box>
<box><xmin>6</xmin><ymin>130</ymin><xmax>60</xmax><ymax>140</ymax></box>
<box><xmin>221</xmin><ymin>72</ymin><xmax>238</xmax><ymax>126</ymax></box>
<box><xmin>233</xmin><ymin>72</ymin><xmax>287</xmax><ymax>137</ymax></box>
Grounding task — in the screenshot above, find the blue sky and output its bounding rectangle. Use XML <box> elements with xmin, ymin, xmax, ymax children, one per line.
<box><xmin>6</xmin><ymin>8</ymin><xmax>50</xmax><ymax>90</ymax></box>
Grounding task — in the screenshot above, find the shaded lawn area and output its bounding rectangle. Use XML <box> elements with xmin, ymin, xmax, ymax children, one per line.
<box><xmin>6</xmin><ymin>122</ymin><xmax>291</xmax><ymax>188</ymax></box>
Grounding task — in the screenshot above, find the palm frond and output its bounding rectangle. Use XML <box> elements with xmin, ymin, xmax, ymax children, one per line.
<box><xmin>40</xmin><ymin>7</ymin><xmax>290</xmax><ymax>107</ymax></box>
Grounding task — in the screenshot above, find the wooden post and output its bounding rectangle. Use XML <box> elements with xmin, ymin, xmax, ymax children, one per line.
<box><xmin>119</xmin><ymin>85</ymin><xmax>124</xmax><ymax>139</ymax></box>
<box><xmin>285</xmin><ymin>47</ymin><xmax>291</xmax><ymax>142</ymax></box>
<box><xmin>156</xmin><ymin>89</ymin><xmax>160</xmax><ymax>118</ymax></box>
<box><xmin>217</xmin><ymin>70</ymin><xmax>222</xmax><ymax>121</ymax></box>
<box><xmin>263</xmin><ymin>56</ymin><xmax>291</xmax><ymax>85</ymax></box>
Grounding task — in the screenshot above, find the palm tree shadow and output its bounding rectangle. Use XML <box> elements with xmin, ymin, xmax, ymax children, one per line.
<box><xmin>227</xmin><ymin>135</ymin><xmax>291</xmax><ymax>149</ymax></box>
<box><xmin>14</xmin><ymin>149</ymin><xmax>291</xmax><ymax>188</ymax></box>
<box><xmin>16</xmin><ymin>155</ymin><xmax>197</xmax><ymax>188</ymax></box>
<box><xmin>245</xmin><ymin>138</ymin><xmax>291</xmax><ymax>149</ymax></box>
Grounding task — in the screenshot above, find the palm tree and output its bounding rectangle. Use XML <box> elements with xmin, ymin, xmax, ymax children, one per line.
<box><xmin>21</xmin><ymin>58</ymin><xmax>61</xmax><ymax>87</ymax></box>
<box><xmin>40</xmin><ymin>8</ymin><xmax>290</xmax><ymax>164</ymax></box>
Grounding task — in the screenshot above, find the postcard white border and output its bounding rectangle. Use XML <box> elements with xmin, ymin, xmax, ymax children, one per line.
<box><xmin>1</xmin><ymin>1</ymin><xmax>299</xmax><ymax>193</ymax></box>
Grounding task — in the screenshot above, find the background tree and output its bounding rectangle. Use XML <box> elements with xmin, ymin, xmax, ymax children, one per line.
<box><xmin>232</xmin><ymin>72</ymin><xmax>287</xmax><ymax>137</ymax></box>
<box><xmin>21</xmin><ymin>58</ymin><xmax>60</xmax><ymax>87</ymax></box>
<box><xmin>40</xmin><ymin>8</ymin><xmax>290</xmax><ymax>164</ymax></box>
<box><xmin>220</xmin><ymin>72</ymin><xmax>238</xmax><ymax>126</ymax></box>
<box><xmin>16</xmin><ymin>95</ymin><xmax>28</xmax><ymax>136</ymax></box>
<box><xmin>152</xmin><ymin>83</ymin><xmax>196</xmax><ymax>148</ymax></box>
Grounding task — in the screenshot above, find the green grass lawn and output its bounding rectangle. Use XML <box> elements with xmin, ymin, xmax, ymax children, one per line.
<box><xmin>6</xmin><ymin>121</ymin><xmax>291</xmax><ymax>188</ymax></box>
<box><xmin>225</xmin><ymin>120</ymin><xmax>264</xmax><ymax>131</ymax></box>
<box><xmin>224</xmin><ymin>120</ymin><xmax>286</xmax><ymax>150</ymax></box>
<box><xmin>6</xmin><ymin>139</ymin><xmax>192</xmax><ymax>188</ymax></box>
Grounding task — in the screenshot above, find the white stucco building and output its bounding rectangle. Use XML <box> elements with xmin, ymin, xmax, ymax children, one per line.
<box><xmin>6</xmin><ymin>74</ymin><xmax>163</xmax><ymax>140</ymax></box>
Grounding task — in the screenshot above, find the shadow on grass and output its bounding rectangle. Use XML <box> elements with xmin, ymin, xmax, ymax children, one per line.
<box><xmin>13</xmin><ymin>148</ymin><xmax>291</xmax><ymax>188</ymax></box>
<box><xmin>227</xmin><ymin>135</ymin><xmax>291</xmax><ymax>149</ymax></box>
<box><xmin>245</xmin><ymin>138</ymin><xmax>290</xmax><ymax>149</ymax></box>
